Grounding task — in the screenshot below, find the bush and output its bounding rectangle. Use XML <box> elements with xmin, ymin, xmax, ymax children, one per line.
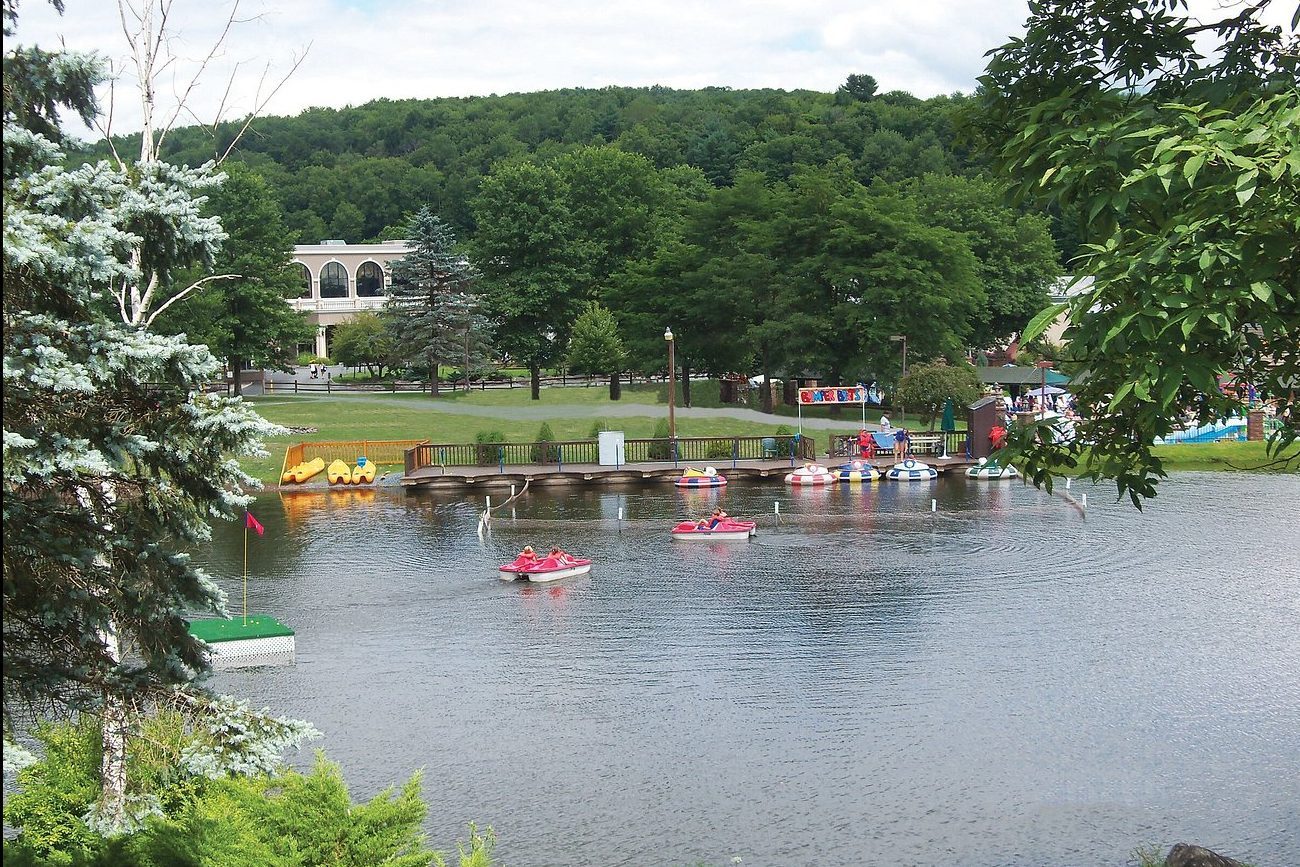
<box><xmin>531</xmin><ymin>422</ymin><xmax>557</xmax><ymax>463</ymax></box>
<box><xmin>475</xmin><ymin>431</ymin><xmax>505</xmax><ymax>466</ymax></box>
<box><xmin>706</xmin><ymin>440</ymin><xmax>734</xmax><ymax>460</ymax></box>
<box><xmin>774</xmin><ymin>424</ymin><xmax>797</xmax><ymax>457</ymax></box>
<box><xmin>648</xmin><ymin>418</ymin><xmax>671</xmax><ymax>459</ymax></box>
<box><xmin>588</xmin><ymin>420</ymin><xmax>611</xmax><ymax>439</ymax></box>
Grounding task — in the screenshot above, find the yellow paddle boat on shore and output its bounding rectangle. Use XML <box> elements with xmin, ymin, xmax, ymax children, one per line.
<box><xmin>350</xmin><ymin>460</ymin><xmax>376</xmax><ymax>484</ymax></box>
<box><xmin>281</xmin><ymin>456</ymin><xmax>325</xmax><ymax>484</ymax></box>
<box><xmin>327</xmin><ymin>459</ymin><xmax>352</xmax><ymax>485</ymax></box>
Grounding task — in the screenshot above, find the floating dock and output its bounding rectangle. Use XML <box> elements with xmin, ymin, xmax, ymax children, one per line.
<box><xmin>188</xmin><ymin>615</ymin><xmax>296</xmax><ymax>669</ymax></box>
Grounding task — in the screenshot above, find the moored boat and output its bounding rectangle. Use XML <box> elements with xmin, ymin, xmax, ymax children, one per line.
<box><xmin>785</xmin><ymin>463</ymin><xmax>836</xmax><ymax>486</ymax></box>
<box><xmin>885</xmin><ymin>458</ymin><xmax>938</xmax><ymax>481</ymax></box>
<box><xmin>965</xmin><ymin>458</ymin><xmax>1018</xmax><ymax>480</ymax></box>
<box><xmin>281</xmin><ymin>456</ymin><xmax>325</xmax><ymax>484</ymax></box>
<box><xmin>670</xmin><ymin>518</ymin><xmax>757</xmax><ymax>540</ymax></box>
<box><xmin>675</xmin><ymin>466</ymin><xmax>727</xmax><ymax>487</ymax></box>
<box><xmin>350</xmin><ymin>459</ymin><xmax>376</xmax><ymax>484</ymax></box>
<box><xmin>835</xmin><ymin>460</ymin><xmax>880</xmax><ymax>483</ymax></box>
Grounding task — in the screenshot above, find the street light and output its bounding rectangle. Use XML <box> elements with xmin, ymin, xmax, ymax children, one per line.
<box><xmin>1036</xmin><ymin>360</ymin><xmax>1052</xmax><ymax>421</ymax></box>
<box><xmin>665</xmin><ymin>327</ymin><xmax>676</xmax><ymax>443</ymax></box>
<box><xmin>890</xmin><ymin>334</ymin><xmax>907</xmax><ymax>420</ymax></box>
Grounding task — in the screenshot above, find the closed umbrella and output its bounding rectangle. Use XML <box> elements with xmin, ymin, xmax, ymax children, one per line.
<box><xmin>941</xmin><ymin>398</ymin><xmax>955</xmax><ymax>431</ymax></box>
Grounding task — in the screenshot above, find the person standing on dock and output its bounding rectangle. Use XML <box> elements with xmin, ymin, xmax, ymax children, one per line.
<box><xmin>893</xmin><ymin>427</ymin><xmax>909</xmax><ymax>460</ymax></box>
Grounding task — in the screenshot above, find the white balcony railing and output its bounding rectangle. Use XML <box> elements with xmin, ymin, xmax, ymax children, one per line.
<box><xmin>290</xmin><ymin>295</ymin><xmax>389</xmax><ymax>314</ymax></box>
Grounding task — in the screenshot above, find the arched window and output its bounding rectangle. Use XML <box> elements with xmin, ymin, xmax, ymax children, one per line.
<box><xmin>320</xmin><ymin>262</ymin><xmax>348</xmax><ymax>298</ymax></box>
<box><xmin>356</xmin><ymin>261</ymin><xmax>384</xmax><ymax>297</ymax></box>
<box><xmin>295</xmin><ymin>262</ymin><xmax>311</xmax><ymax>299</ymax></box>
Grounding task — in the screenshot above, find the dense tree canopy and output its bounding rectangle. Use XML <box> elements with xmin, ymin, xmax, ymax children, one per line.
<box><xmin>972</xmin><ymin>0</ymin><xmax>1300</xmax><ymax>502</ymax></box>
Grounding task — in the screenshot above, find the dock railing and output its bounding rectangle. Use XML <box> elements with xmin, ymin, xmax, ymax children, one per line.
<box><xmin>403</xmin><ymin>435</ymin><xmax>815</xmax><ymax>474</ymax></box>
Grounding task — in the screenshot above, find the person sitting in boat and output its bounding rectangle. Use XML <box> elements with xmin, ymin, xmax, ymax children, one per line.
<box><xmin>517</xmin><ymin>545</ymin><xmax>538</xmax><ymax>565</ymax></box>
<box><xmin>707</xmin><ymin>508</ymin><xmax>729</xmax><ymax>529</ymax></box>
<box><xmin>548</xmin><ymin>546</ymin><xmax>573</xmax><ymax>565</ymax></box>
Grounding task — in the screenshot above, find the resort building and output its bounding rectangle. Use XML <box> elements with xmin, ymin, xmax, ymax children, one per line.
<box><xmin>1042</xmin><ymin>275</ymin><xmax>1094</xmax><ymax>344</ymax></box>
<box><xmin>290</xmin><ymin>239</ymin><xmax>411</xmax><ymax>358</ymax></box>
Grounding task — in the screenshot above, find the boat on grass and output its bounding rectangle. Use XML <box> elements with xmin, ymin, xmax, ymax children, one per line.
<box><xmin>327</xmin><ymin>459</ymin><xmax>352</xmax><ymax>485</ymax></box>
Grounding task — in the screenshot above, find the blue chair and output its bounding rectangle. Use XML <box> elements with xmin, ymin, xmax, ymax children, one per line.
<box><xmin>761</xmin><ymin>437</ymin><xmax>778</xmax><ymax>458</ymax></box>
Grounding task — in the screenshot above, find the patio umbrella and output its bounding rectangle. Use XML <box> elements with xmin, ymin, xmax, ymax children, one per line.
<box><xmin>1025</xmin><ymin>385</ymin><xmax>1067</xmax><ymax>397</ymax></box>
<box><xmin>941</xmin><ymin>398</ymin><xmax>955</xmax><ymax>432</ymax></box>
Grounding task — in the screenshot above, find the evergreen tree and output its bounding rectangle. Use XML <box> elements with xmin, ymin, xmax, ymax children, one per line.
<box><xmin>155</xmin><ymin>163</ymin><xmax>312</xmax><ymax>394</ymax></box>
<box><xmin>566</xmin><ymin>302</ymin><xmax>628</xmax><ymax>400</ymax></box>
<box><xmin>2</xmin><ymin>5</ymin><xmax>288</xmax><ymax>829</ymax></box>
<box><xmin>385</xmin><ymin>207</ymin><xmax>489</xmax><ymax>394</ymax></box>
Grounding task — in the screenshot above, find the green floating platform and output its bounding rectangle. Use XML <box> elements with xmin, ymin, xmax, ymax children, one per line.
<box><xmin>188</xmin><ymin>615</ymin><xmax>295</xmax><ymax>644</ymax></box>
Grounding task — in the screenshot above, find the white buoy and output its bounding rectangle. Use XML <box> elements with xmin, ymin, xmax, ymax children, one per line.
<box><xmin>1066</xmin><ymin>478</ymin><xmax>1071</xmax><ymax>490</ymax></box>
<box><xmin>1081</xmin><ymin>493</ymin><xmax>1088</xmax><ymax>508</ymax></box>
<box><xmin>931</xmin><ymin>499</ymin><xmax>937</xmax><ymax>512</ymax></box>
<box><xmin>486</xmin><ymin>495</ymin><xmax>492</xmax><ymax>512</ymax></box>
<box><xmin>775</xmin><ymin>500</ymin><xmax>780</xmax><ymax>525</ymax></box>
<box><xmin>511</xmin><ymin>485</ymin><xmax>516</xmax><ymax>498</ymax></box>
<box><xmin>618</xmin><ymin>507</ymin><xmax>623</xmax><ymax>521</ymax></box>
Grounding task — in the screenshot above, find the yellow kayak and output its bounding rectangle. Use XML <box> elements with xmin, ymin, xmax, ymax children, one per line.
<box><xmin>327</xmin><ymin>459</ymin><xmax>352</xmax><ymax>485</ymax></box>
<box><xmin>350</xmin><ymin>462</ymin><xmax>376</xmax><ymax>484</ymax></box>
<box><xmin>281</xmin><ymin>456</ymin><xmax>325</xmax><ymax>484</ymax></box>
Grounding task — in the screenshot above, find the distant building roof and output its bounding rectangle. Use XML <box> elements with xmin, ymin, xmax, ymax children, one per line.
<box><xmin>978</xmin><ymin>366</ymin><xmax>1071</xmax><ymax>386</ymax></box>
<box><xmin>1049</xmin><ymin>275</ymin><xmax>1094</xmax><ymax>303</ymax></box>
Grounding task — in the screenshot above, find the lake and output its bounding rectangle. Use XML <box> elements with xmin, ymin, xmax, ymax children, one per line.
<box><xmin>202</xmin><ymin>472</ymin><xmax>1300</xmax><ymax>866</ymax></box>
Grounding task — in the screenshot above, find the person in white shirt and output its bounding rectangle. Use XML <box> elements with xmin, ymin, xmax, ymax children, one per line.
<box><xmin>879</xmin><ymin>414</ymin><xmax>891</xmax><ymax>430</ymax></box>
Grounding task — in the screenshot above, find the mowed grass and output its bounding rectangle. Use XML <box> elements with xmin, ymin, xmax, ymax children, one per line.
<box><xmin>1150</xmin><ymin>440</ymin><xmax>1298</xmax><ymax>473</ymax></box>
<box><xmin>241</xmin><ymin>393</ymin><xmax>817</xmax><ymax>485</ymax></box>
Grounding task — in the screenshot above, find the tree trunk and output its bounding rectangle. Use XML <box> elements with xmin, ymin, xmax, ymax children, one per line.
<box><xmin>530</xmin><ymin>362</ymin><xmax>541</xmax><ymax>400</ymax></box>
<box><xmin>682</xmin><ymin>361</ymin><xmax>692</xmax><ymax>407</ymax></box>
<box><xmin>99</xmin><ymin>626</ymin><xmax>129</xmax><ymax>828</ymax></box>
<box><xmin>609</xmin><ymin>371</ymin><xmax>621</xmax><ymax>401</ymax></box>
<box><xmin>427</xmin><ymin>348</ymin><xmax>435</xmax><ymax>396</ymax></box>
<box><xmin>761</xmin><ymin>346</ymin><xmax>774</xmax><ymax>414</ymax></box>
<box><xmin>230</xmin><ymin>354</ymin><xmax>243</xmax><ymax>396</ymax></box>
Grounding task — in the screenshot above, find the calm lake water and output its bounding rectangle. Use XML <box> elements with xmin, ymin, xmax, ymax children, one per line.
<box><xmin>201</xmin><ymin>473</ymin><xmax>1300</xmax><ymax>867</ymax></box>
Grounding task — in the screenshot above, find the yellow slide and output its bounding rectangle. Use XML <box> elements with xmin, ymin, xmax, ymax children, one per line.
<box><xmin>327</xmin><ymin>459</ymin><xmax>352</xmax><ymax>485</ymax></box>
<box><xmin>281</xmin><ymin>456</ymin><xmax>325</xmax><ymax>484</ymax></box>
<box><xmin>350</xmin><ymin>461</ymin><xmax>376</xmax><ymax>484</ymax></box>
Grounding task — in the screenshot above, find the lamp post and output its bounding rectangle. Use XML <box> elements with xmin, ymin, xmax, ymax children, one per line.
<box><xmin>665</xmin><ymin>327</ymin><xmax>676</xmax><ymax>443</ymax></box>
<box><xmin>1036</xmin><ymin>360</ymin><xmax>1052</xmax><ymax>421</ymax></box>
<box><xmin>890</xmin><ymin>334</ymin><xmax>907</xmax><ymax>420</ymax></box>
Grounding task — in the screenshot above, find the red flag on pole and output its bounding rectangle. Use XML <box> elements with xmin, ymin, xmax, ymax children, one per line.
<box><xmin>245</xmin><ymin>510</ymin><xmax>264</xmax><ymax>536</ymax></box>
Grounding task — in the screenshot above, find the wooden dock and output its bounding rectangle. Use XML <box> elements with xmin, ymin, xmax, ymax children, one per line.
<box><xmin>401</xmin><ymin>456</ymin><xmax>980</xmax><ymax>488</ymax></box>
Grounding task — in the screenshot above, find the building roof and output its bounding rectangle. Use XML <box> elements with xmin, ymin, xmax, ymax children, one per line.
<box><xmin>978</xmin><ymin>366</ymin><xmax>1071</xmax><ymax>386</ymax></box>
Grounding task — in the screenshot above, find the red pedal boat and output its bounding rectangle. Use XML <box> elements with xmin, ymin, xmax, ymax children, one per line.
<box><xmin>498</xmin><ymin>553</ymin><xmax>593</xmax><ymax>583</ymax></box>
<box><xmin>670</xmin><ymin>518</ymin><xmax>757</xmax><ymax>541</ymax></box>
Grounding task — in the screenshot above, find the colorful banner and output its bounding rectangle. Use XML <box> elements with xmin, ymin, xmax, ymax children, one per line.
<box><xmin>798</xmin><ymin>386</ymin><xmax>870</xmax><ymax>405</ymax></box>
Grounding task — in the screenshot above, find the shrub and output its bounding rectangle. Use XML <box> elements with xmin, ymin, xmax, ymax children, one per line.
<box><xmin>706</xmin><ymin>440</ymin><xmax>734</xmax><ymax>460</ymax></box>
<box><xmin>475</xmin><ymin>431</ymin><xmax>505</xmax><ymax>465</ymax></box>
<box><xmin>587</xmin><ymin>420</ymin><xmax>611</xmax><ymax>439</ymax></box>
<box><xmin>774</xmin><ymin>424</ymin><xmax>796</xmax><ymax>457</ymax></box>
<box><xmin>531</xmin><ymin>422</ymin><xmax>557</xmax><ymax>462</ymax></box>
<box><xmin>648</xmin><ymin>418</ymin><xmax>671</xmax><ymax>459</ymax></box>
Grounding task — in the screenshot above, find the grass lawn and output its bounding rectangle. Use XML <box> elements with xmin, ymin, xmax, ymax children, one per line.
<box><xmin>242</xmin><ymin>393</ymin><xmax>817</xmax><ymax>485</ymax></box>
<box><xmin>1150</xmin><ymin>440</ymin><xmax>1298</xmax><ymax>473</ymax></box>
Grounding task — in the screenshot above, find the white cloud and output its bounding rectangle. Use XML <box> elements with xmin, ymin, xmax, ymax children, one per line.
<box><xmin>13</xmin><ymin>0</ymin><xmax>1292</xmax><ymax>139</ymax></box>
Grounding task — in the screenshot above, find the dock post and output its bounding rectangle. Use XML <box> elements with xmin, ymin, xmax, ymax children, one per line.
<box><xmin>498</xmin><ymin>446</ymin><xmax>504</xmax><ymax>474</ymax></box>
<box><xmin>1081</xmin><ymin>493</ymin><xmax>1087</xmax><ymax>509</ymax></box>
<box><xmin>732</xmin><ymin>438</ymin><xmax>738</xmax><ymax>470</ymax></box>
<box><xmin>511</xmin><ymin>485</ymin><xmax>516</xmax><ymax>498</ymax></box>
<box><xmin>931</xmin><ymin>499</ymin><xmax>937</xmax><ymax>512</ymax></box>
<box><xmin>774</xmin><ymin>500</ymin><xmax>780</xmax><ymax>526</ymax></box>
<box><xmin>558</xmin><ymin>446</ymin><xmax>563</xmax><ymax>473</ymax></box>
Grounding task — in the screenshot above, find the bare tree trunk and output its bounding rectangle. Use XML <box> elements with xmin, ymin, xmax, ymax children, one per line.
<box><xmin>682</xmin><ymin>361</ymin><xmax>693</xmax><ymax>407</ymax></box>
<box><xmin>99</xmin><ymin>627</ymin><xmax>129</xmax><ymax>827</ymax></box>
<box><xmin>761</xmin><ymin>346</ymin><xmax>774</xmax><ymax>414</ymax></box>
<box><xmin>530</xmin><ymin>362</ymin><xmax>541</xmax><ymax>401</ymax></box>
<box><xmin>609</xmin><ymin>371</ymin><xmax>621</xmax><ymax>401</ymax></box>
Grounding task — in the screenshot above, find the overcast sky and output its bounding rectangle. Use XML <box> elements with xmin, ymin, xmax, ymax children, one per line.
<box><xmin>14</xmin><ymin>0</ymin><xmax>1294</xmax><ymax>139</ymax></box>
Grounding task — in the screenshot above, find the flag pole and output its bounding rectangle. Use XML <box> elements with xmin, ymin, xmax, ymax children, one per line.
<box><xmin>243</xmin><ymin>517</ymin><xmax>249</xmax><ymax>626</ymax></box>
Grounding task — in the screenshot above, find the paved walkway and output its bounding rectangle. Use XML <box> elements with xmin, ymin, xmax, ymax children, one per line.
<box><xmin>255</xmin><ymin>368</ymin><xmax>883</xmax><ymax>432</ymax></box>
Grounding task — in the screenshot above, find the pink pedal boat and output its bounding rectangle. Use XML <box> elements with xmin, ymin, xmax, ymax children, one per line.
<box><xmin>670</xmin><ymin>518</ymin><xmax>757</xmax><ymax>541</ymax></box>
<box><xmin>498</xmin><ymin>553</ymin><xmax>593</xmax><ymax>582</ymax></box>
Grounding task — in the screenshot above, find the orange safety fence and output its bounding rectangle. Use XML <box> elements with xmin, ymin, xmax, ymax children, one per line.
<box><xmin>280</xmin><ymin>440</ymin><xmax>427</xmax><ymax>484</ymax></box>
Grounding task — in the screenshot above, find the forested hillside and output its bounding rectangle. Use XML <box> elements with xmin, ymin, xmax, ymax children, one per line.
<box><xmin>78</xmin><ymin>82</ymin><xmax>1020</xmax><ymax>248</ymax></box>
